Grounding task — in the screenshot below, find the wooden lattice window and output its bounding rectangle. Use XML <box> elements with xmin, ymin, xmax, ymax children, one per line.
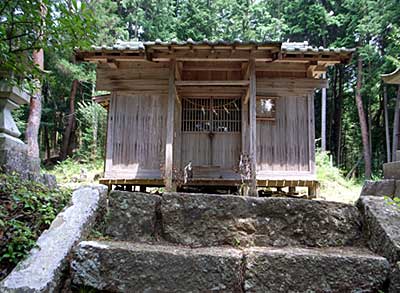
<box><xmin>256</xmin><ymin>96</ymin><xmax>277</xmax><ymax>121</ymax></box>
<box><xmin>182</xmin><ymin>97</ymin><xmax>241</xmax><ymax>132</ymax></box>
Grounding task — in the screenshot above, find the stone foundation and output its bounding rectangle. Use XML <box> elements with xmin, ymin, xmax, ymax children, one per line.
<box><xmin>161</xmin><ymin>192</ymin><xmax>363</xmax><ymax>248</ymax></box>
<box><xmin>104</xmin><ymin>191</ymin><xmax>162</xmax><ymax>241</ymax></box>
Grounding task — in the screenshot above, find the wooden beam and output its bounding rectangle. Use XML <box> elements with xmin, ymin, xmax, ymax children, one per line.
<box><xmin>256</xmin><ymin>89</ymin><xmax>314</xmax><ymax>97</ymax></box>
<box><xmin>182</xmin><ymin>61</ymin><xmax>242</xmax><ymax>71</ymax></box>
<box><xmin>97</xmin><ymin>68</ymin><xmax>169</xmax><ymax>80</ymax></box>
<box><xmin>249</xmin><ymin>58</ymin><xmax>257</xmax><ymax>196</ymax></box>
<box><xmin>177</xmin><ymin>85</ymin><xmax>245</xmax><ymax>94</ymax></box>
<box><xmin>256</xmin><ymin>62</ymin><xmax>308</xmax><ymax>72</ymax></box>
<box><xmin>175</xmin><ymin>80</ymin><xmax>249</xmax><ymax>86</ymax></box>
<box><xmin>106</xmin><ymin>59</ymin><xmax>119</xmax><ymax>69</ymax></box>
<box><xmin>150</xmin><ymin>49</ymin><xmax>274</xmax><ymax>62</ymax></box>
<box><xmin>96</xmin><ymin>79</ymin><xmax>169</xmax><ymax>91</ymax></box>
<box><xmin>165</xmin><ymin>60</ymin><xmax>176</xmax><ymax>191</ymax></box>
<box><xmin>257</xmin><ymin>78</ymin><xmax>328</xmax><ymax>89</ymax></box>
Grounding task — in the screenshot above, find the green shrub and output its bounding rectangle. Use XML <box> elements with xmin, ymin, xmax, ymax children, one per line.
<box><xmin>0</xmin><ymin>173</ymin><xmax>71</xmax><ymax>280</ymax></box>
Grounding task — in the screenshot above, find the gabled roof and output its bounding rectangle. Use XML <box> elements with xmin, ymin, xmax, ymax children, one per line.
<box><xmin>76</xmin><ymin>39</ymin><xmax>354</xmax><ymax>64</ymax></box>
<box><xmin>382</xmin><ymin>68</ymin><xmax>400</xmax><ymax>84</ymax></box>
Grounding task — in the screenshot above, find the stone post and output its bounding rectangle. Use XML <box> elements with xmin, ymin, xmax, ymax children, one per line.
<box><xmin>0</xmin><ymin>82</ymin><xmax>40</xmax><ymax>178</ymax></box>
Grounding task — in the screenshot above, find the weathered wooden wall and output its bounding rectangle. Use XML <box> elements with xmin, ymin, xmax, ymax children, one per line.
<box><xmin>254</xmin><ymin>77</ymin><xmax>316</xmax><ymax>179</ymax></box>
<box><xmin>101</xmin><ymin>62</ymin><xmax>318</xmax><ymax>182</ymax></box>
<box><xmin>255</xmin><ymin>96</ymin><xmax>312</xmax><ymax>177</ymax></box>
<box><xmin>105</xmin><ymin>92</ymin><xmax>167</xmax><ymax>179</ymax></box>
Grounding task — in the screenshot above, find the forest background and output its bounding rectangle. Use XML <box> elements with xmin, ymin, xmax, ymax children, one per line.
<box><xmin>2</xmin><ymin>0</ymin><xmax>400</xmax><ymax>181</ymax></box>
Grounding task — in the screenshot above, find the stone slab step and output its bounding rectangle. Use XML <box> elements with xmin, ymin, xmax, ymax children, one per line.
<box><xmin>71</xmin><ymin>241</ymin><xmax>389</xmax><ymax>293</ymax></box>
<box><xmin>161</xmin><ymin>192</ymin><xmax>363</xmax><ymax>248</ymax></box>
<box><xmin>245</xmin><ymin>246</ymin><xmax>389</xmax><ymax>292</ymax></box>
<box><xmin>71</xmin><ymin>241</ymin><xmax>244</xmax><ymax>292</ymax></box>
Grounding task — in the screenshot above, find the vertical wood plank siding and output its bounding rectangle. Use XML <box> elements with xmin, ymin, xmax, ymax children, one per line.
<box><xmin>105</xmin><ymin>93</ymin><xmax>167</xmax><ymax>179</ymax></box>
<box><xmin>255</xmin><ymin>95</ymin><xmax>311</xmax><ymax>173</ymax></box>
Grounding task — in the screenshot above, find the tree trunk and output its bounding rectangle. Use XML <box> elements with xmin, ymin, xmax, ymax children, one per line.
<box><xmin>60</xmin><ymin>79</ymin><xmax>79</xmax><ymax>160</ymax></box>
<box><xmin>333</xmin><ymin>65</ymin><xmax>344</xmax><ymax>165</ymax></box>
<box><xmin>25</xmin><ymin>49</ymin><xmax>44</xmax><ymax>158</ymax></box>
<box><xmin>383</xmin><ymin>85</ymin><xmax>391</xmax><ymax>162</ymax></box>
<box><xmin>321</xmin><ymin>73</ymin><xmax>327</xmax><ymax>151</ymax></box>
<box><xmin>355</xmin><ymin>56</ymin><xmax>372</xmax><ymax>179</ymax></box>
<box><xmin>392</xmin><ymin>86</ymin><xmax>400</xmax><ymax>162</ymax></box>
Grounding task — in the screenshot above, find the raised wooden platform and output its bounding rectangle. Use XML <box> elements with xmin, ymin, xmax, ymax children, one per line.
<box><xmin>98</xmin><ymin>177</ymin><xmax>320</xmax><ymax>197</ymax></box>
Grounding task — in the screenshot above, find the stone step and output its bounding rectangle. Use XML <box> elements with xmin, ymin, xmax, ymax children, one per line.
<box><xmin>384</xmin><ymin>161</ymin><xmax>400</xmax><ymax>179</ymax></box>
<box><xmin>104</xmin><ymin>191</ymin><xmax>363</xmax><ymax>248</ymax></box>
<box><xmin>71</xmin><ymin>240</ymin><xmax>390</xmax><ymax>292</ymax></box>
<box><xmin>71</xmin><ymin>241</ymin><xmax>244</xmax><ymax>292</ymax></box>
<box><xmin>161</xmin><ymin>192</ymin><xmax>364</xmax><ymax>248</ymax></box>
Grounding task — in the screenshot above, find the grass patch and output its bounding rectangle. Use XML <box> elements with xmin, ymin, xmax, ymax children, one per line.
<box><xmin>46</xmin><ymin>158</ymin><xmax>104</xmax><ymax>187</ymax></box>
<box><xmin>316</xmin><ymin>151</ymin><xmax>363</xmax><ymax>203</ymax></box>
<box><xmin>0</xmin><ymin>173</ymin><xmax>71</xmax><ymax>280</ymax></box>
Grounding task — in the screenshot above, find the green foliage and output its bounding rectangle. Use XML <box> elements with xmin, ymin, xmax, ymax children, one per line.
<box><xmin>316</xmin><ymin>151</ymin><xmax>362</xmax><ymax>203</ymax></box>
<box><xmin>0</xmin><ymin>0</ymin><xmax>96</xmax><ymax>85</ymax></box>
<box><xmin>76</xmin><ymin>101</ymin><xmax>107</xmax><ymax>161</ymax></box>
<box><xmin>385</xmin><ymin>196</ymin><xmax>400</xmax><ymax>209</ymax></box>
<box><xmin>0</xmin><ymin>173</ymin><xmax>71</xmax><ymax>279</ymax></box>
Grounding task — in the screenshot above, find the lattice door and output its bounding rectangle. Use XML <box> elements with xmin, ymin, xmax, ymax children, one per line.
<box><xmin>181</xmin><ymin>97</ymin><xmax>242</xmax><ymax>171</ymax></box>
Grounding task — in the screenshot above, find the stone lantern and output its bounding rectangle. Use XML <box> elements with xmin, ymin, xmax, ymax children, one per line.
<box><xmin>0</xmin><ymin>81</ymin><xmax>40</xmax><ymax>177</ymax></box>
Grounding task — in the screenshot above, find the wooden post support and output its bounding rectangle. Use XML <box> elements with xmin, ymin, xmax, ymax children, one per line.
<box><xmin>307</xmin><ymin>183</ymin><xmax>320</xmax><ymax>199</ymax></box>
<box><xmin>249</xmin><ymin>59</ymin><xmax>257</xmax><ymax>196</ymax></box>
<box><xmin>165</xmin><ymin>59</ymin><xmax>176</xmax><ymax>191</ymax></box>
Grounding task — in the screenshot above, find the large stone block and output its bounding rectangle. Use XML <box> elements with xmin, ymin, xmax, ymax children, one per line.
<box><xmin>395</xmin><ymin>180</ymin><xmax>400</xmax><ymax>198</ymax></box>
<box><xmin>244</xmin><ymin>246</ymin><xmax>389</xmax><ymax>293</ymax></box>
<box><xmin>389</xmin><ymin>262</ymin><xmax>400</xmax><ymax>293</ymax></box>
<box><xmin>71</xmin><ymin>241</ymin><xmax>243</xmax><ymax>292</ymax></box>
<box><xmin>360</xmin><ymin>179</ymin><xmax>396</xmax><ymax>197</ymax></box>
<box><xmin>104</xmin><ymin>191</ymin><xmax>161</xmax><ymax>241</ymax></box>
<box><xmin>161</xmin><ymin>192</ymin><xmax>363</xmax><ymax>248</ymax></box>
<box><xmin>357</xmin><ymin>196</ymin><xmax>400</xmax><ymax>263</ymax></box>
<box><xmin>384</xmin><ymin>161</ymin><xmax>400</xmax><ymax>180</ymax></box>
<box><xmin>0</xmin><ymin>185</ymin><xmax>108</xmax><ymax>293</ymax></box>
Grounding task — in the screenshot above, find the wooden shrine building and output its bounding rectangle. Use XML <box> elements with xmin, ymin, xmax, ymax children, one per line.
<box><xmin>76</xmin><ymin>40</ymin><xmax>353</xmax><ymax>196</ymax></box>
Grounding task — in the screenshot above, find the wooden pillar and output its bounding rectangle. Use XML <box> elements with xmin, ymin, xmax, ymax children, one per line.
<box><xmin>249</xmin><ymin>59</ymin><xmax>257</xmax><ymax>196</ymax></box>
<box><xmin>308</xmin><ymin>93</ymin><xmax>316</xmax><ymax>175</ymax></box>
<box><xmin>165</xmin><ymin>59</ymin><xmax>176</xmax><ymax>191</ymax></box>
<box><xmin>321</xmin><ymin>73</ymin><xmax>327</xmax><ymax>151</ymax></box>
